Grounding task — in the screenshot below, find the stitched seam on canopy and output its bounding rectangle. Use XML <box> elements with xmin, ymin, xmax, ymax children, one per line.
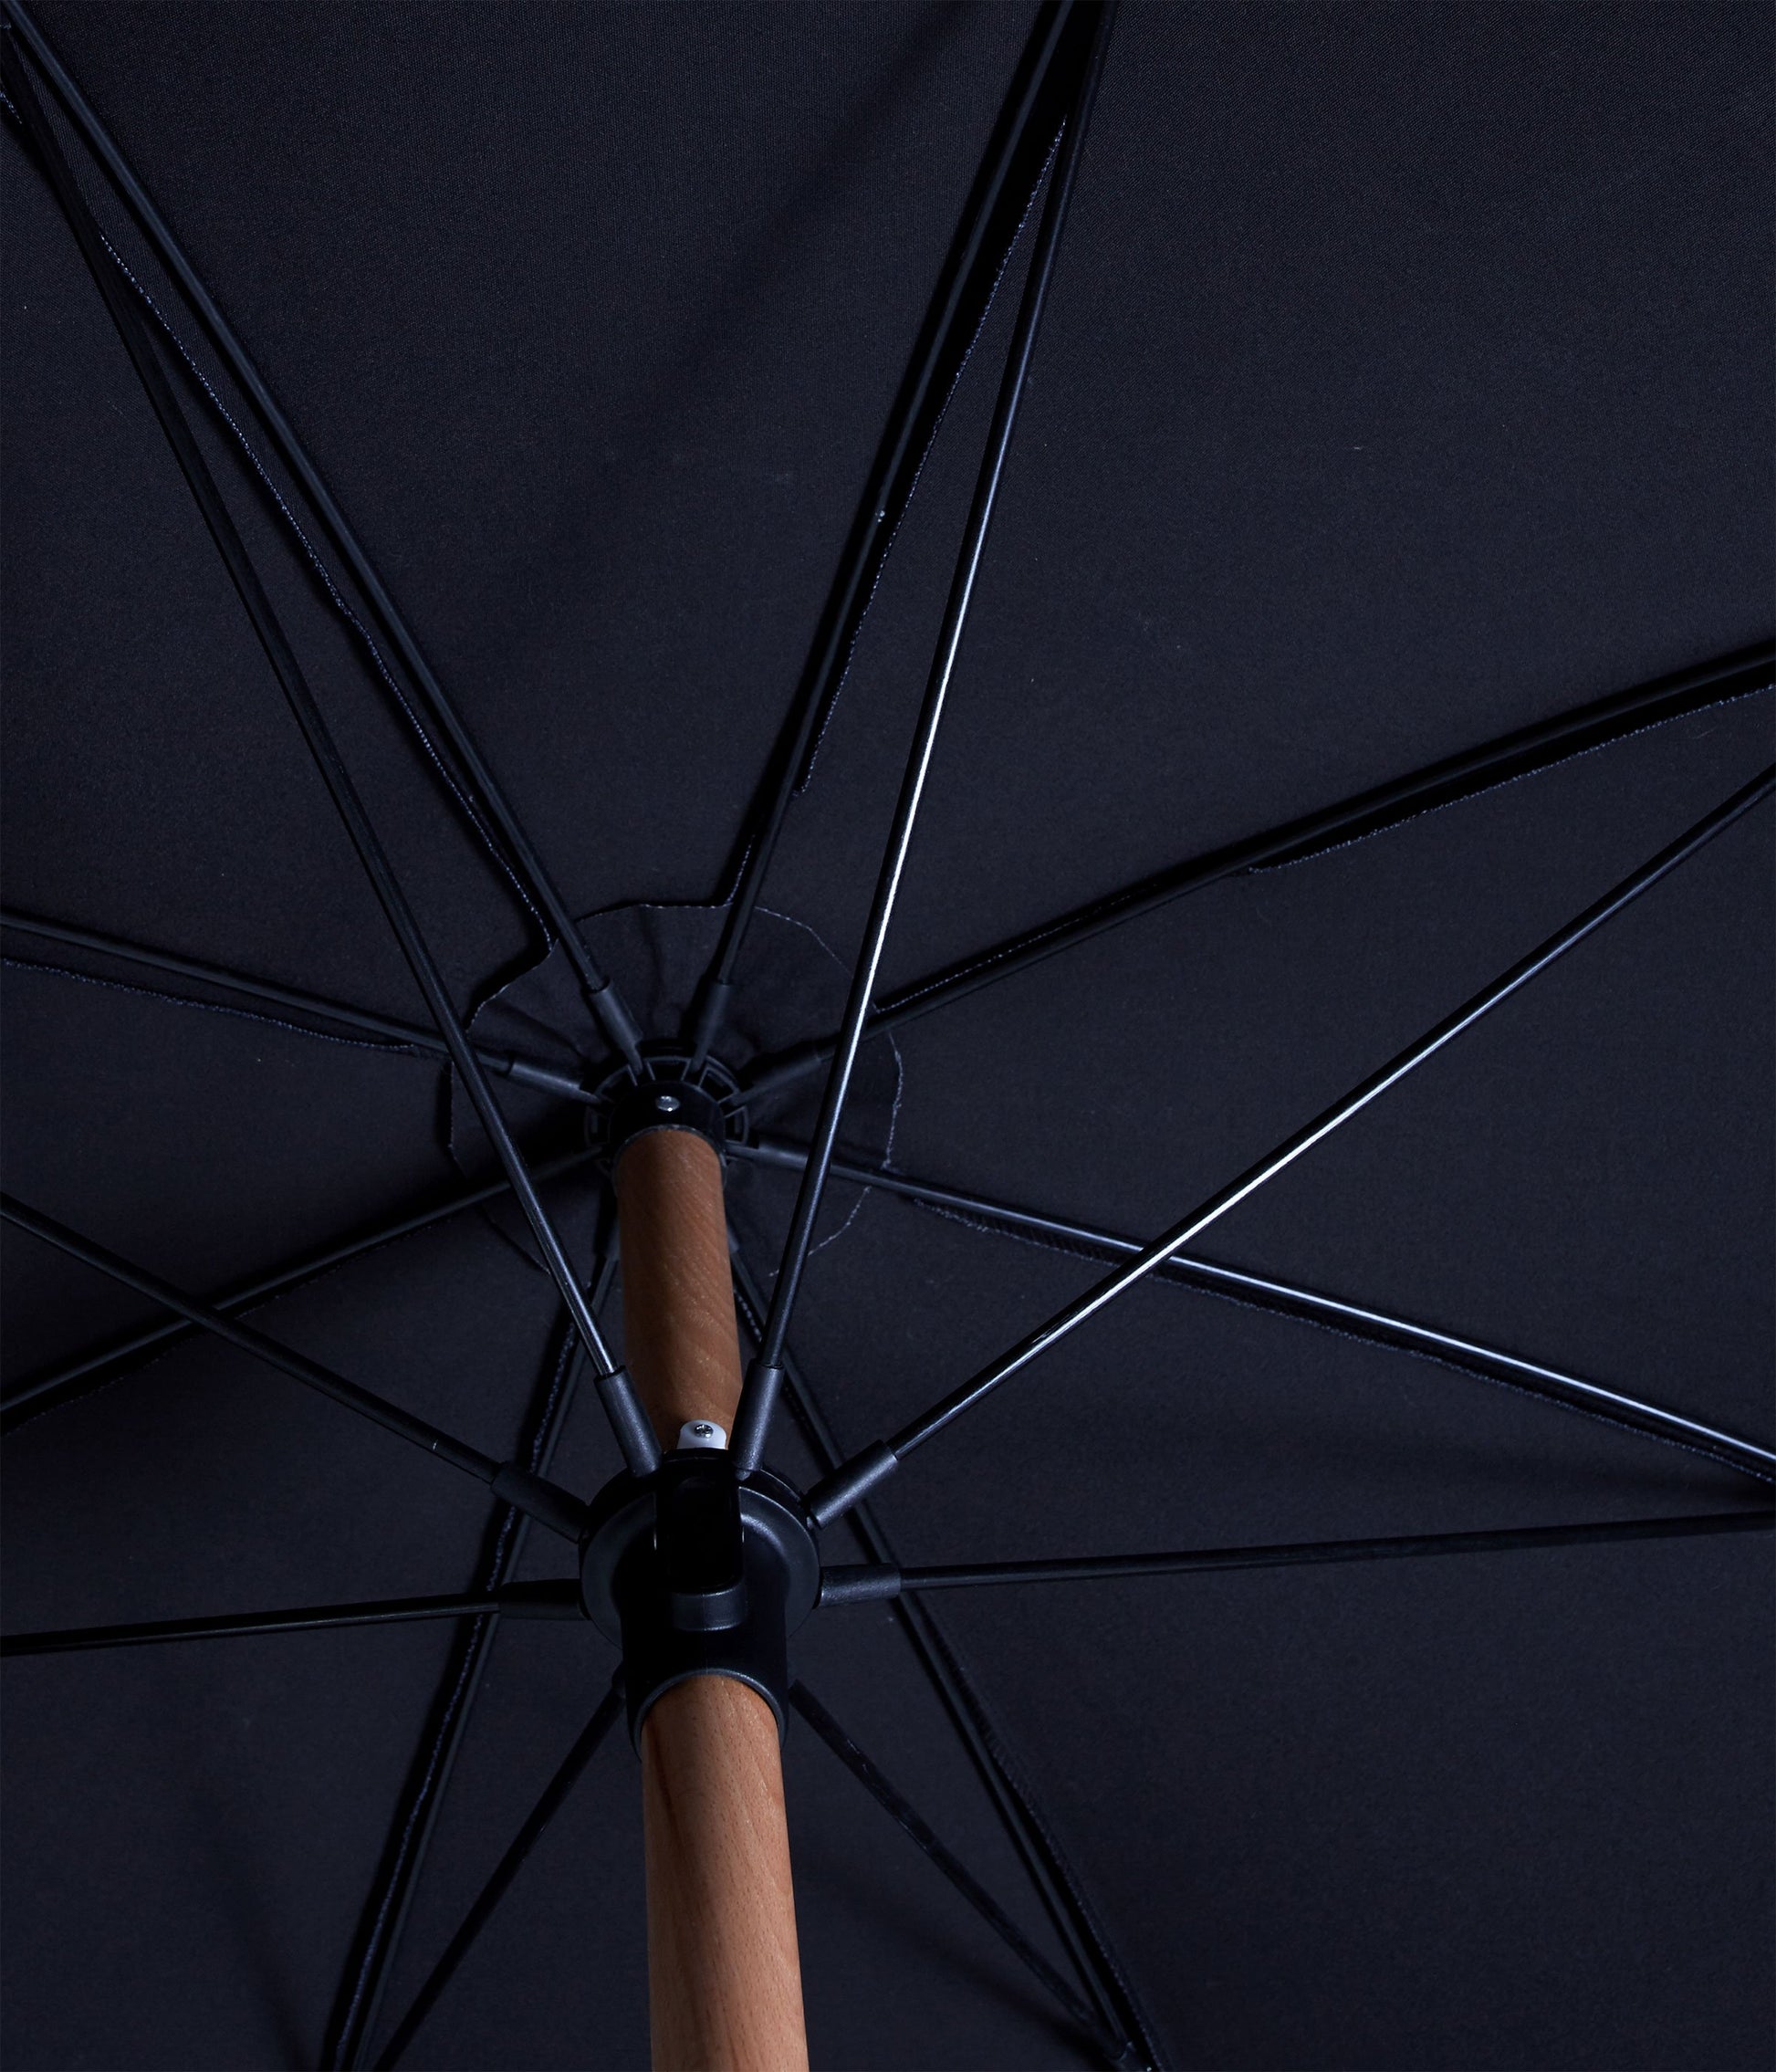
<box><xmin>757</xmin><ymin>903</ymin><xmax>906</xmax><ymax>1260</ymax></box>
<box><xmin>1250</xmin><ymin>680</ymin><xmax>1772</xmax><ymax>875</ymax></box>
<box><xmin>1</xmin><ymin>955</ymin><xmax>427</xmax><ymax>1058</ymax></box>
<box><xmin>456</xmin><ymin>899</ymin><xmax>904</xmax><ymax>1272</ymax></box>
<box><xmin>877</xmin><ymin>679</ymin><xmax>1773</xmax><ymax>1019</ymax></box>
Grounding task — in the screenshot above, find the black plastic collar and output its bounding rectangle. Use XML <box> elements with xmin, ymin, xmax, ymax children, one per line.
<box><xmin>580</xmin><ymin>1454</ymin><xmax>820</xmax><ymax>1742</ymax></box>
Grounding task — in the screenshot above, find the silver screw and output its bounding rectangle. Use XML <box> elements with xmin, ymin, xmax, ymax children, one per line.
<box><xmin>655</xmin><ymin>1092</ymin><xmax>680</xmax><ymax>1113</ymax></box>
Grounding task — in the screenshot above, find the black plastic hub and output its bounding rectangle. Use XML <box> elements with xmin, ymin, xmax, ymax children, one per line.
<box><xmin>580</xmin><ymin>1453</ymin><xmax>820</xmax><ymax>1742</ymax></box>
<box><xmin>588</xmin><ymin>1046</ymin><xmax>748</xmax><ymax>1165</ymax></box>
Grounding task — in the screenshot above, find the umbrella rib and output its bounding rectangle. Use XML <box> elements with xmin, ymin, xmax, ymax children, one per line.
<box><xmin>730</xmin><ymin>1</ymin><xmax>1115</xmax><ymax>1474</ymax></box>
<box><xmin>0</xmin><ymin>1581</ymin><xmax>583</xmax><ymax>1657</ymax></box>
<box><xmin>3</xmin><ymin>0</ymin><xmax>646</xmax><ymax>1071</ymax></box>
<box><xmin>371</xmin><ymin>1678</ymin><xmax>627</xmax><ymax>2072</ymax></box>
<box><xmin>2</xmin><ymin>1151</ymin><xmax>596</xmax><ymax>1431</ymax></box>
<box><xmin>788</xmin><ymin>1682</ymin><xmax>1124</xmax><ymax>2064</ymax></box>
<box><xmin>732</xmin><ymin>1135</ymin><xmax>1775</xmax><ymax>1486</ymax></box>
<box><xmin>331</xmin><ymin>1257</ymin><xmax>614</xmax><ymax>2072</ymax></box>
<box><xmin>0</xmin><ymin>1193</ymin><xmax>590</xmax><ymax>1542</ymax></box>
<box><xmin>820</xmin><ymin>1510</ymin><xmax>1774</xmax><ymax>1601</ymax></box>
<box><xmin>820</xmin><ymin>1516</ymin><xmax>1773</xmax><ymax>1591</ymax></box>
<box><xmin>0</xmin><ymin>38</ymin><xmax>656</xmax><ymax>1472</ymax></box>
<box><xmin>685</xmin><ymin>0</ymin><xmax>1092</xmax><ymax>1068</ymax></box>
<box><xmin>0</xmin><ymin>91</ymin><xmax>554</xmax><ymax>954</ymax></box>
<box><xmin>737</xmin><ymin>641</ymin><xmax>1774</xmax><ymax>1106</ymax></box>
<box><xmin>729</xmin><ymin>1241</ymin><xmax>1163</xmax><ymax>2069</ymax></box>
<box><xmin>0</xmin><ymin>912</ymin><xmax>595</xmax><ymax>1102</ymax></box>
<box><xmin>806</xmin><ymin>765</ymin><xmax>1776</xmax><ymax>1525</ymax></box>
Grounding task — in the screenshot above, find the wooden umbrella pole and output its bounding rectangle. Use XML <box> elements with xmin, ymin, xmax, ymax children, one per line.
<box><xmin>615</xmin><ymin>1125</ymin><xmax>809</xmax><ymax>2072</ymax></box>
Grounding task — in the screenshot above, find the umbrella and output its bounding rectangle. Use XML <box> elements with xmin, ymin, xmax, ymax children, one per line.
<box><xmin>3</xmin><ymin>2</ymin><xmax>1771</xmax><ymax>2067</ymax></box>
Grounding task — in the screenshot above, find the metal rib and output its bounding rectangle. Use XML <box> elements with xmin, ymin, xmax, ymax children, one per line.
<box><xmin>331</xmin><ymin>1254</ymin><xmax>613</xmax><ymax>2072</ymax></box>
<box><xmin>1</xmin><ymin>1581</ymin><xmax>582</xmax><ymax>1657</ymax></box>
<box><xmin>4</xmin><ymin>0</ymin><xmax>645</xmax><ymax>1070</ymax></box>
<box><xmin>731</xmin><ymin>1135</ymin><xmax>1775</xmax><ymax>1485</ymax></box>
<box><xmin>372</xmin><ymin>1680</ymin><xmax>626</xmax><ymax>2072</ymax></box>
<box><xmin>731</xmin><ymin>1</ymin><xmax>1114</xmax><ymax>1473</ymax></box>
<box><xmin>687</xmin><ymin>0</ymin><xmax>1092</xmax><ymax>1066</ymax></box>
<box><xmin>0</xmin><ymin>40</ymin><xmax>651</xmax><ymax>1469</ymax></box>
<box><xmin>818</xmin><ymin>1511</ymin><xmax>1774</xmax><ymax>1598</ymax></box>
<box><xmin>3</xmin><ymin>1152</ymin><xmax>596</xmax><ymax>1430</ymax></box>
<box><xmin>0</xmin><ymin>1194</ymin><xmax>588</xmax><ymax>1540</ymax></box>
<box><xmin>808</xmin><ymin>767</ymin><xmax>1776</xmax><ymax>1523</ymax></box>
<box><xmin>1</xmin><ymin>911</ymin><xmax>594</xmax><ymax>1101</ymax></box>
<box><xmin>738</xmin><ymin>642</ymin><xmax>1774</xmax><ymax>1107</ymax></box>
<box><xmin>788</xmin><ymin>1682</ymin><xmax>1123</xmax><ymax>2063</ymax></box>
<box><xmin>728</xmin><ymin>1242</ymin><xmax>1160</xmax><ymax>2068</ymax></box>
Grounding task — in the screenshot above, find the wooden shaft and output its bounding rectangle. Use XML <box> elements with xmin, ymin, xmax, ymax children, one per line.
<box><xmin>616</xmin><ymin>1127</ymin><xmax>749</xmax><ymax>1442</ymax></box>
<box><xmin>642</xmin><ymin>1677</ymin><xmax>806</xmax><ymax>2072</ymax></box>
<box><xmin>615</xmin><ymin>1127</ymin><xmax>808</xmax><ymax>2072</ymax></box>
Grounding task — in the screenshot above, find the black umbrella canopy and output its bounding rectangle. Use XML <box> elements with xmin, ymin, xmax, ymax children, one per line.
<box><xmin>2</xmin><ymin>2</ymin><xmax>1771</xmax><ymax>2067</ymax></box>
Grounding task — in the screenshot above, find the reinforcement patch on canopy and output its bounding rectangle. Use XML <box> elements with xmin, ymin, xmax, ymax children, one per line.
<box><xmin>449</xmin><ymin>900</ymin><xmax>902</xmax><ymax>1277</ymax></box>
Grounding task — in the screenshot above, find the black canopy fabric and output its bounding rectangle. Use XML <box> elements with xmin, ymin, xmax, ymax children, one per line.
<box><xmin>2</xmin><ymin>4</ymin><xmax>1771</xmax><ymax>2068</ymax></box>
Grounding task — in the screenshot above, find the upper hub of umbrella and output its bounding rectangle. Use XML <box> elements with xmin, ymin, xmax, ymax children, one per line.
<box><xmin>584</xmin><ymin>1047</ymin><xmax>750</xmax><ymax>1160</ymax></box>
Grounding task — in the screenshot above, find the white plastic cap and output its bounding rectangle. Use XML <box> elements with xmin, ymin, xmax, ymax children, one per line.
<box><xmin>676</xmin><ymin>1419</ymin><xmax>728</xmax><ymax>1450</ymax></box>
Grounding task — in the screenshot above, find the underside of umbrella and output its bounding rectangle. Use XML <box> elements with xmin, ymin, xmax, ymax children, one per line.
<box><xmin>2</xmin><ymin>4</ymin><xmax>1771</xmax><ymax>2068</ymax></box>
